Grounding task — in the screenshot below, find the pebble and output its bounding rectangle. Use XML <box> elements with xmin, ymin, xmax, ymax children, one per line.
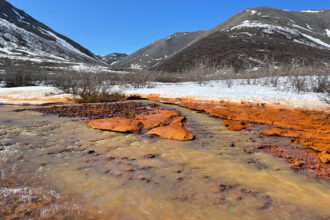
<box><xmin>144</xmin><ymin>154</ymin><xmax>156</xmax><ymax>159</ymax></box>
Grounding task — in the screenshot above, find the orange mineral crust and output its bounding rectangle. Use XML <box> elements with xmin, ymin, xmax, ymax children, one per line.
<box><xmin>88</xmin><ymin>109</ymin><xmax>193</xmax><ymax>141</ymax></box>
<box><xmin>144</xmin><ymin>95</ymin><xmax>330</xmax><ymax>164</ymax></box>
<box><xmin>88</xmin><ymin>117</ymin><xmax>140</xmax><ymax>133</ymax></box>
<box><xmin>29</xmin><ymin>102</ymin><xmax>194</xmax><ymax>141</ymax></box>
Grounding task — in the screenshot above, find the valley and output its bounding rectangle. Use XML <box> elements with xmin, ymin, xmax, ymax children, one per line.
<box><xmin>0</xmin><ymin>0</ymin><xmax>329</xmax><ymax>219</ymax></box>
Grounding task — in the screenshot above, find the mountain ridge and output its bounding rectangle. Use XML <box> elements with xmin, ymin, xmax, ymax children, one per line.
<box><xmin>0</xmin><ymin>0</ymin><xmax>105</xmax><ymax>65</ymax></box>
<box><xmin>153</xmin><ymin>7</ymin><xmax>330</xmax><ymax>72</ymax></box>
<box><xmin>102</xmin><ymin>53</ymin><xmax>128</xmax><ymax>65</ymax></box>
<box><xmin>112</xmin><ymin>31</ymin><xmax>205</xmax><ymax>70</ymax></box>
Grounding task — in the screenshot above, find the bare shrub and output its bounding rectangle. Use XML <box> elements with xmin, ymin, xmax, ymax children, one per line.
<box><xmin>224</xmin><ymin>78</ymin><xmax>233</xmax><ymax>88</ymax></box>
<box><xmin>179</xmin><ymin>63</ymin><xmax>218</xmax><ymax>85</ymax></box>
<box><xmin>51</xmin><ymin>71</ymin><xmax>79</xmax><ymax>93</ymax></box>
<box><xmin>321</xmin><ymin>91</ymin><xmax>330</xmax><ymax>104</ymax></box>
<box><xmin>289</xmin><ymin>75</ymin><xmax>307</xmax><ymax>92</ymax></box>
<box><xmin>50</xmin><ymin>69</ymin><xmax>126</xmax><ymax>103</ymax></box>
<box><xmin>128</xmin><ymin>70</ymin><xmax>158</xmax><ymax>88</ymax></box>
<box><xmin>3</xmin><ymin>61</ymin><xmax>34</xmax><ymax>87</ymax></box>
<box><xmin>312</xmin><ymin>75</ymin><xmax>329</xmax><ymax>93</ymax></box>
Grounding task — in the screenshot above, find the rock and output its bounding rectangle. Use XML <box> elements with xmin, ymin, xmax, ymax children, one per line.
<box><xmin>148</xmin><ymin>125</ymin><xmax>193</xmax><ymax>141</ymax></box>
<box><xmin>242</xmin><ymin>149</ymin><xmax>253</xmax><ymax>154</ymax></box>
<box><xmin>144</xmin><ymin>154</ymin><xmax>156</xmax><ymax>159</ymax></box>
<box><xmin>88</xmin><ymin>117</ymin><xmax>140</xmax><ymax>133</ymax></box>
<box><xmin>256</xmin><ymin>144</ymin><xmax>269</xmax><ymax>149</ymax></box>
<box><xmin>224</xmin><ymin>120</ymin><xmax>245</xmax><ymax>131</ymax></box>
<box><xmin>319</xmin><ymin>152</ymin><xmax>330</xmax><ymax>164</ymax></box>
<box><xmin>136</xmin><ymin>109</ymin><xmax>180</xmax><ymax>130</ymax></box>
<box><xmin>292</xmin><ymin>160</ymin><xmax>304</xmax><ymax>169</ymax></box>
<box><xmin>170</xmin><ymin>116</ymin><xmax>185</xmax><ymax>126</ymax></box>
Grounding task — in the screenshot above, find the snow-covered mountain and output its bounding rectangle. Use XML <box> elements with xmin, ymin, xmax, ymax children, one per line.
<box><xmin>154</xmin><ymin>7</ymin><xmax>330</xmax><ymax>72</ymax></box>
<box><xmin>112</xmin><ymin>31</ymin><xmax>205</xmax><ymax>70</ymax></box>
<box><xmin>102</xmin><ymin>53</ymin><xmax>128</xmax><ymax>65</ymax></box>
<box><xmin>0</xmin><ymin>0</ymin><xmax>104</xmax><ymax>65</ymax></box>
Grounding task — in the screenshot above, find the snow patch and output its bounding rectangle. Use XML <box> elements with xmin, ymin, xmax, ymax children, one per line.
<box><xmin>292</xmin><ymin>24</ymin><xmax>313</xmax><ymax>33</ymax></box>
<box><xmin>306</xmin><ymin>24</ymin><xmax>313</xmax><ymax>30</ymax></box>
<box><xmin>12</xmin><ymin>8</ymin><xmax>25</xmax><ymax>21</ymax></box>
<box><xmin>70</xmin><ymin>63</ymin><xmax>131</xmax><ymax>74</ymax></box>
<box><xmin>301</xmin><ymin>33</ymin><xmax>330</xmax><ymax>49</ymax></box>
<box><xmin>301</xmin><ymin>10</ymin><xmax>322</xmax><ymax>13</ymax></box>
<box><xmin>130</xmin><ymin>64</ymin><xmax>143</xmax><ymax>70</ymax></box>
<box><xmin>231</xmin><ymin>21</ymin><xmax>298</xmax><ymax>36</ymax></box>
<box><xmin>42</xmin><ymin>30</ymin><xmax>88</xmax><ymax>57</ymax></box>
<box><xmin>231</xmin><ymin>21</ymin><xmax>330</xmax><ymax>50</ymax></box>
<box><xmin>250</xmin><ymin>10</ymin><xmax>257</xmax><ymax>15</ymax></box>
<box><xmin>326</xmin><ymin>29</ymin><xmax>330</xmax><ymax>38</ymax></box>
<box><xmin>0</xmin><ymin>86</ymin><xmax>74</xmax><ymax>105</ymax></box>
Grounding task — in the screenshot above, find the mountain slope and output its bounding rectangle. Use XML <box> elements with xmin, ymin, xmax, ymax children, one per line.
<box><xmin>112</xmin><ymin>31</ymin><xmax>205</xmax><ymax>69</ymax></box>
<box><xmin>102</xmin><ymin>53</ymin><xmax>128</xmax><ymax>65</ymax></box>
<box><xmin>154</xmin><ymin>7</ymin><xmax>330</xmax><ymax>72</ymax></box>
<box><xmin>0</xmin><ymin>0</ymin><xmax>104</xmax><ymax>64</ymax></box>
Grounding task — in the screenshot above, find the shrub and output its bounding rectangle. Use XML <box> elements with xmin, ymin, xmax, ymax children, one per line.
<box><xmin>4</xmin><ymin>62</ymin><xmax>34</xmax><ymax>87</ymax></box>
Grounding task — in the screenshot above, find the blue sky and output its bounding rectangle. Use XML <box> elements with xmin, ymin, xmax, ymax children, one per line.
<box><xmin>6</xmin><ymin>0</ymin><xmax>330</xmax><ymax>55</ymax></box>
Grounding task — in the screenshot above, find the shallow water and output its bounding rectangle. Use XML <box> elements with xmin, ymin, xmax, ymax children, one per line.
<box><xmin>0</xmin><ymin>102</ymin><xmax>329</xmax><ymax>219</ymax></box>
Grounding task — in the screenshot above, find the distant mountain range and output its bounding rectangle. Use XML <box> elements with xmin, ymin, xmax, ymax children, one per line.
<box><xmin>0</xmin><ymin>0</ymin><xmax>104</xmax><ymax>66</ymax></box>
<box><xmin>101</xmin><ymin>53</ymin><xmax>127</xmax><ymax>65</ymax></box>
<box><xmin>1</xmin><ymin>0</ymin><xmax>329</xmax><ymax>73</ymax></box>
<box><xmin>111</xmin><ymin>31</ymin><xmax>205</xmax><ymax>69</ymax></box>
<box><xmin>153</xmin><ymin>7</ymin><xmax>330</xmax><ymax>72</ymax></box>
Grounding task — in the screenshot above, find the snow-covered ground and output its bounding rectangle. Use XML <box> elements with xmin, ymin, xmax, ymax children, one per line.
<box><xmin>124</xmin><ymin>79</ymin><xmax>329</xmax><ymax>109</ymax></box>
<box><xmin>70</xmin><ymin>63</ymin><xmax>131</xmax><ymax>74</ymax></box>
<box><xmin>0</xmin><ymin>86</ymin><xmax>73</xmax><ymax>105</ymax></box>
<box><xmin>0</xmin><ymin>78</ymin><xmax>329</xmax><ymax>109</ymax></box>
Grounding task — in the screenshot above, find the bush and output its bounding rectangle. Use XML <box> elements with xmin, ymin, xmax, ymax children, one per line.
<box><xmin>51</xmin><ymin>70</ymin><xmax>126</xmax><ymax>103</ymax></box>
<box><xmin>312</xmin><ymin>75</ymin><xmax>329</xmax><ymax>93</ymax></box>
<box><xmin>4</xmin><ymin>62</ymin><xmax>34</xmax><ymax>87</ymax></box>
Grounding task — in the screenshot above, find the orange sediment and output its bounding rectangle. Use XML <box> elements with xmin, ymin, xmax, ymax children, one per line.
<box><xmin>88</xmin><ymin>117</ymin><xmax>140</xmax><ymax>133</ymax></box>
<box><xmin>143</xmin><ymin>94</ymin><xmax>330</xmax><ymax>164</ymax></box>
<box><xmin>88</xmin><ymin>109</ymin><xmax>193</xmax><ymax>141</ymax></box>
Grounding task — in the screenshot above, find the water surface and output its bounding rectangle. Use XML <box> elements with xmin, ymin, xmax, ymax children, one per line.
<box><xmin>0</xmin><ymin>102</ymin><xmax>329</xmax><ymax>219</ymax></box>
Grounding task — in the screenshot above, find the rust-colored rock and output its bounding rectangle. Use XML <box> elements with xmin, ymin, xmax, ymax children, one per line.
<box><xmin>148</xmin><ymin>125</ymin><xmax>194</xmax><ymax>141</ymax></box>
<box><xmin>319</xmin><ymin>152</ymin><xmax>330</xmax><ymax>164</ymax></box>
<box><xmin>86</xmin><ymin>106</ymin><xmax>192</xmax><ymax>141</ymax></box>
<box><xmin>224</xmin><ymin>120</ymin><xmax>246</xmax><ymax>131</ymax></box>
<box><xmin>144</xmin><ymin>154</ymin><xmax>156</xmax><ymax>159</ymax></box>
<box><xmin>146</xmin><ymin>115</ymin><xmax>193</xmax><ymax>141</ymax></box>
<box><xmin>136</xmin><ymin>109</ymin><xmax>179</xmax><ymax>130</ymax></box>
<box><xmin>32</xmin><ymin>102</ymin><xmax>193</xmax><ymax>141</ymax></box>
<box><xmin>88</xmin><ymin>117</ymin><xmax>140</xmax><ymax>133</ymax></box>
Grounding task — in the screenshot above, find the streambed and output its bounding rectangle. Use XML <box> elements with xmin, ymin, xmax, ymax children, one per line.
<box><xmin>0</xmin><ymin>102</ymin><xmax>329</xmax><ymax>219</ymax></box>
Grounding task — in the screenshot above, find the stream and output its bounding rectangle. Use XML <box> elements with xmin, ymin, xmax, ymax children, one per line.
<box><xmin>0</xmin><ymin>102</ymin><xmax>329</xmax><ymax>219</ymax></box>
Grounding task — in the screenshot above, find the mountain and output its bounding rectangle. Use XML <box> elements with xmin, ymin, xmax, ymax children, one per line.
<box><xmin>112</xmin><ymin>31</ymin><xmax>205</xmax><ymax>69</ymax></box>
<box><xmin>153</xmin><ymin>7</ymin><xmax>330</xmax><ymax>72</ymax></box>
<box><xmin>102</xmin><ymin>53</ymin><xmax>128</xmax><ymax>65</ymax></box>
<box><xmin>0</xmin><ymin>0</ymin><xmax>104</xmax><ymax>65</ymax></box>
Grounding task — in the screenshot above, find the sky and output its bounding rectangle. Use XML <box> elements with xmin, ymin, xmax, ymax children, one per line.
<box><xmin>6</xmin><ymin>0</ymin><xmax>330</xmax><ymax>55</ymax></box>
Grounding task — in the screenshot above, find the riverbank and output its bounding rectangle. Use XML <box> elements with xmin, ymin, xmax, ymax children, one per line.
<box><xmin>1</xmin><ymin>85</ymin><xmax>329</xmax><ymax>180</ymax></box>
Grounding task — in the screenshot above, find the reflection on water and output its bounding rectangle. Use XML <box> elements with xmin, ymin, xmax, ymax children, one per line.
<box><xmin>0</xmin><ymin>103</ymin><xmax>329</xmax><ymax>219</ymax></box>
